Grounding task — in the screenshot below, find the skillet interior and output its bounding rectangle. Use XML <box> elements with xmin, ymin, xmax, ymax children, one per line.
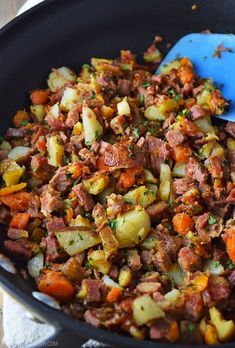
<box><xmin>0</xmin><ymin>0</ymin><xmax>235</xmax><ymax>346</ymax></box>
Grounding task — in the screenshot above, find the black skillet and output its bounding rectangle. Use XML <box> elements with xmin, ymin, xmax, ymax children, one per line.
<box><xmin>0</xmin><ymin>0</ymin><xmax>235</xmax><ymax>347</ymax></box>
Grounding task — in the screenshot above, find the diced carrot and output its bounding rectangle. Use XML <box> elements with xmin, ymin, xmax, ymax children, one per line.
<box><xmin>185</xmin><ymin>98</ymin><xmax>196</xmax><ymax>109</ymax></box>
<box><xmin>96</xmin><ymin>156</ymin><xmax>110</xmax><ymax>172</ymax></box>
<box><xmin>0</xmin><ymin>183</ymin><xmax>27</xmax><ymax>196</ymax></box>
<box><xmin>106</xmin><ymin>287</ymin><xmax>122</xmax><ymax>303</ymax></box>
<box><xmin>10</xmin><ymin>212</ymin><xmax>30</xmax><ymax>229</ymax></box>
<box><xmin>118</xmin><ymin>167</ymin><xmax>143</xmax><ymax>190</ymax></box>
<box><xmin>68</xmin><ymin>163</ymin><xmax>84</xmax><ymax>179</ymax></box>
<box><xmin>13</xmin><ymin>110</ymin><xmax>30</xmax><ymax>128</ymax></box>
<box><xmin>167</xmin><ymin>321</ymin><xmax>180</xmax><ymax>343</ymax></box>
<box><xmin>38</xmin><ymin>270</ymin><xmax>75</xmax><ymax>303</ymax></box>
<box><xmin>193</xmin><ymin>274</ymin><xmax>209</xmax><ymax>292</ymax></box>
<box><xmin>223</xmin><ymin>229</ymin><xmax>235</xmax><ymax>262</ymax></box>
<box><xmin>30</xmin><ymin>89</ymin><xmax>50</xmax><ymax>105</ymax></box>
<box><xmin>63</xmin><ymin>207</ymin><xmax>73</xmax><ymax>224</ymax></box>
<box><xmin>172</xmin><ymin>212</ymin><xmax>194</xmax><ymax>235</ymax></box>
<box><xmin>68</xmin><ymin>191</ymin><xmax>78</xmax><ymax>208</ymax></box>
<box><xmin>0</xmin><ymin>191</ymin><xmax>31</xmax><ymax>211</ymax></box>
<box><xmin>36</xmin><ymin>136</ymin><xmax>47</xmax><ymax>152</ymax></box>
<box><xmin>172</xmin><ymin>144</ymin><xmax>192</xmax><ymax>163</ymax></box>
<box><xmin>180</xmin><ymin>57</ymin><xmax>192</xmax><ymax>67</ymax></box>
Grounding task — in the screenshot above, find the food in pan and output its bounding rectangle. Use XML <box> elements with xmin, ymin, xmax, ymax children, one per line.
<box><xmin>0</xmin><ymin>41</ymin><xmax>235</xmax><ymax>344</ymax></box>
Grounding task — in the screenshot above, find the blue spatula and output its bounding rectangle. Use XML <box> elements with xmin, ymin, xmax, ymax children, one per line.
<box><xmin>157</xmin><ymin>33</ymin><xmax>235</xmax><ymax>122</ymax></box>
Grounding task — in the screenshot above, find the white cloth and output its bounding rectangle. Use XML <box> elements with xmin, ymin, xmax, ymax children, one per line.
<box><xmin>3</xmin><ymin>1</ymin><xmax>106</xmax><ymax>347</ymax></box>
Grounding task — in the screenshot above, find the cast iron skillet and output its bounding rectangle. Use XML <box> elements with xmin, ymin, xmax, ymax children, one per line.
<box><xmin>0</xmin><ymin>0</ymin><xmax>235</xmax><ymax>347</ymax></box>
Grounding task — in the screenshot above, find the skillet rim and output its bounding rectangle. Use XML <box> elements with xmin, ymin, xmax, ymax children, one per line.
<box><xmin>0</xmin><ymin>0</ymin><xmax>234</xmax><ymax>347</ymax></box>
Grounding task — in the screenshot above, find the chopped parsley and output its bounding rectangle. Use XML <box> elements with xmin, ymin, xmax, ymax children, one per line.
<box><xmin>63</xmin><ymin>155</ymin><xmax>69</xmax><ymax>165</ymax></box>
<box><xmin>226</xmin><ymin>260</ymin><xmax>235</xmax><ymax>270</ymax></box>
<box><xmin>133</xmin><ymin>128</ymin><xmax>140</xmax><ymax>138</ymax></box>
<box><xmin>140</xmin><ymin>95</ymin><xmax>145</xmax><ymax>106</ymax></box>
<box><xmin>188</xmin><ymin>323</ymin><xmax>195</xmax><ymax>334</ymax></box>
<box><xmin>69</xmin><ymin>240</ymin><xmax>74</xmax><ymax>246</ymax></box>
<box><xmin>142</xmin><ymin>82</ymin><xmax>151</xmax><ymax>88</ymax></box>
<box><xmin>109</xmin><ymin>220</ymin><xmax>117</xmax><ymax>230</ymax></box>
<box><xmin>208</xmin><ymin>215</ymin><xmax>216</xmax><ymax>225</ymax></box>
<box><xmin>90</xmin><ymin>91</ymin><xmax>96</xmax><ymax>99</ymax></box>
<box><xmin>213</xmin><ymin>261</ymin><xmax>220</xmax><ymax>268</ymax></box>
<box><xmin>77</xmin><ymin>232</ymin><xmax>84</xmax><ymax>241</ymax></box>
<box><xmin>165</xmin><ymin>272</ymin><xmax>175</xmax><ymax>289</ymax></box>
<box><xmin>21</xmin><ymin>120</ymin><xmax>29</xmax><ymax>126</ymax></box>
<box><xmin>82</xmin><ymin>64</ymin><xmax>91</xmax><ymax>70</ymax></box>
<box><xmin>94</xmin><ymin>130</ymin><xmax>100</xmax><ymax>140</ymax></box>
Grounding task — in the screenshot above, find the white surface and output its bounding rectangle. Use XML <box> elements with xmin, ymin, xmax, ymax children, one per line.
<box><xmin>3</xmin><ymin>294</ymin><xmax>55</xmax><ymax>348</ymax></box>
<box><xmin>17</xmin><ymin>0</ymin><xmax>44</xmax><ymax>15</ymax></box>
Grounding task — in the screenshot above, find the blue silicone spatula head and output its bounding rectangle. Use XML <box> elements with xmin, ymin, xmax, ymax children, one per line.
<box><xmin>157</xmin><ymin>33</ymin><xmax>235</xmax><ymax>122</ymax></box>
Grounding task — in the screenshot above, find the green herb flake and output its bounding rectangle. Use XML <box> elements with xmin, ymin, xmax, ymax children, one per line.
<box><xmin>21</xmin><ymin>120</ymin><xmax>29</xmax><ymax>126</ymax></box>
<box><xmin>188</xmin><ymin>323</ymin><xmax>195</xmax><ymax>334</ymax></box>
<box><xmin>133</xmin><ymin>128</ymin><xmax>140</xmax><ymax>138</ymax></box>
<box><xmin>174</xmin><ymin>94</ymin><xmax>181</xmax><ymax>102</ymax></box>
<box><xmin>213</xmin><ymin>261</ymin><xmax>220</xmax><ymax>268</ymax></box>
<box><xmin>69</xmin><ymin>240</ymin><xmax>74</xmax><ymax>246</ymax></box>
<box><xmin>208</xmin><ymin>215</ymin><xmax>216</xmax><ymax>225</ymax></box>
<box><xmin>82</xmin><ymin>64</ymin><xmax>91</xmax><ymax>70</ymax></box>
<box><xmin>140</xmin><ymin>95</ymin><xmax>145</xmax><ymax>106</ymax></box>
<box><xmin>142</xmin><ymin>82</ymin><xmax>151</xmax><ymax>88</ymax></box>
<box><xmin>140</xmin><ymin>305</ymin><xmax>144</xmax><ymax>311</ymax></box>
<box><xmin>109</xmin><ymin>220</ymin><xmax>117</xmax><ymax>230</ymax></box>
<box><xmin>77</xmin><ymin>232</ymin><xmax>84</xmax><ymax>241</ymax></box>
<box><xmin>165</xmin><ymin>272</ymin><xmax>175</xmax><ymax>289</ymax></box>
<box><xmin>226</xmin><ymin>260</ymin><xmax>235</xmax><ymax>270</ymax></box>
<box><xmin>90</xmin><ymin>91</ymin><xmax>96</xmax><ymax>99</ymax></box>
<box><xmin>94</xmin><ymin>130</ymin><xmax>100</xmax><ymax>140</ymax></box>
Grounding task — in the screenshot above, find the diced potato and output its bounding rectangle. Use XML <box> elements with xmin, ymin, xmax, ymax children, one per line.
<box><xmin>145</xmin><ymin>183</ymin><xmax>158</xmax><ymax>195</ymax></box>
<box><xmin>164</xmin><ymin>289</ymin><xmax>180</xmax><ymax>304</ymax></box>
<box><xmin>144</xmin><ymin>47</ymin><xmax>162</xmax><ymax>63</ymax></box>
<box><xmin>211</xmin><ymin>142</ymin><xmax>224</xmax><ymax>158</ymax></box>
<box><xmin>101</xmin><ymin>105</ymin><xmax>114</xmax><ymax>118</ymax></box>
<box><xmin>159</xmin><ymin>180</ymin><xmax>171</xmax><ymax>202</ymax></box>
<box><xmin>99</xmin><ymin>227</ymin><xmax>119</xmax><ymax>257</ymax></box>
<box><xmin>144</xmin><ymin>169</ymin><xmax>158</xmax><ymax>184</ymax></box>
<box><xmin>0</xmin><ymin>182</ymin><xmax>27</xmax><ymax>196</ymax></box>
<box><xmin>133</xmin><ymin>295</ymin><xmax>165</xmax><ymax>325</ymax></box>
<box><xmin>160</xmin><ymin>163</ymin><xmax>171</xmax><ymax>182</ymax></box>
<box><xmin>69</xmin><ymin>215</ymin><xmax>91</xmax><ymax>228</ymax></box>
<box><xmin>82</xmin><ymin>173</ymin><xmax>109</xmax><ymax>195</ymax></box>
<box><xmin>204</xmin><ymin>324</ymin><xmax>219</xmax><ymax>345</ymax></box>
<box><xmin>145</xmin><ymin>99</ymin><xmax>179</xmax><ymax>121</ymax></box>
<box><xmin>47</xmin><ymin>135</ymin><xmax>64</xmax><ymax>167</ymax></box>
<box><xmin>199</xmin><ymin>141</ymin><xmax>215</xmax><ymax>159</ymax></box>
<box><xmin>160</xmin><ymin>60</ymin><xmax>181</xmax><ymax>74</ymax></box>
<box><xmin>209</xmin><ymin>306</ymin><xmax>235</xmax><ymax>342</ymax></box>
<box><xmin>0</xmin><ymin>159</ymin><xmax>24</xmax><ymax>186</ymax></box>
<box><xmin>56</xmin><ymin>227</ymin><xmax>101</xmax><ymax>256</ymax></box>
<box><xmin>62</xmin><ymin>257</ymin><xmax>84</xmax><ymax>283</ymax></box>
<box><xmin>118</xmin><ymin>267</ymin><xmax>132</xmax><ymax>287</ymax></box>
<box><xmin>102</xmin><ymin>275</ymin><xmax>121</xmax><ymax>288</ymax></box>
<box><xmin>27</xmin><ymin>252</ymin><xmax>44</xmax><ymax>279</ymax></box>
<box><xmin>30</xmin><ymin>105</ymin><xmax>46</xmax><ymax>123</ymax></box>
<box><xmin>91</xmin><ymin>58</ymin><xmax>113</xmax><ymax>71</ymax></box>
<box><xmin>124</xmin><ymin>185</ymin><xmax>156</xmax><ymax>208</ymax></box>
<box><xmin>144</xmin><ymin>105</ymin><xmax>165</xmax><ymax>121</ymax></box>
<box><xmin>140</xmin><ymin>236</ymin><xmax>158</xmax><ymax>250</ymax></box>
<box><xmin>117</xmin><ymin>97</ymin><xmax>130</xmax><ymax>116</ymax></box>
<box><xmin>167</xmin><ymin>263</ymin><xmax>185</xmax><ymax>286</ymax></box>
<box><xmin>172</xmin><ymin>163</ymin><xmax>186</xmax><ymax>178</ymax></box>
<box><xmin>0</xmin><ymin>141</ymin><xmax>11</xmax><ymax>151</ymax></box>
<box><xmin>203</xmin><ymin>260</ymin><xmax>224</xmax><ymax>276</ymax></box>
<box><xmin>227</xmin><ymin>138</ymin><xmax>235</xmax><ymax>151</ymax></box>
<box><xmin>47</xmin><ymin>66</ymin><xmax>77</xmax><ymax>92</ymax></box>
<box><xmin>82</xmin><ymin>106</ymin><xmax>103</xmax><ymax>146</ymax></box>
<box><xmin>129</xmin><ymin>326</ymin><xmax>145</xmax><ymax>340</ymax></box>
<box><xmin>194</xmin><ymin>116</ymin><xmax>215</xmax><ymax>134</ymax></box>
<box><xmin>72</xmin><ymin>121</ymin><xmax>83</xmax><ymax>135</ymax></box>
<box><xmin>60</xmin><ymin>87</ymin><xmax>80</xmax><ymax>111</ymax></box>
<box><xmin>8</xmin><ymin>146</ymin><xmax>32</xmax><ymax>163</ymax></box>
<box><xmin>48</xmin><ymin>102</ymin><xmax>60</xmax><ymax>118</ymax></box>
<box><xmin>88</xmin><ymin>250</ymin><xmax>111</xmax><ymax>275</ymax></box>
<box><xmin>115</xmin><ymin>207</ymin><xmax>151</xmax><ymax>248</ymax></box>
